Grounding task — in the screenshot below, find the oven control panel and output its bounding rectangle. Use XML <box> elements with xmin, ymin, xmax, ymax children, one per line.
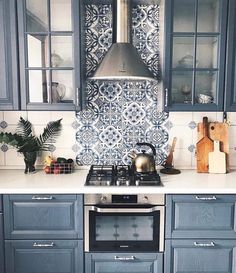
<box><xmin>84</xmin><ymin>194</ymin><xmax>165</xmax><ymax>205</ymax></box>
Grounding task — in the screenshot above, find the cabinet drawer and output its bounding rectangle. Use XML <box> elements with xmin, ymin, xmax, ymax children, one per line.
<box><xmin>85</xmin><ymin>252</ymin><xmax>163</xmax><ymax>273</ymax></box>
<box><xmin>165</xmin><ymin>239</ymin><xmax>236</xmax><ymax>273</ymax></box>
<box><xmin>5</xmin><ymin>240</ymin><xmax>83</xmax><ymax>273</ymax></box>
<box><xmin>166</xmin><ymin>194</ymin><xmax>236</xmax><ymax>238</ymax></box>
<box><xmin>3</xmin><ymin>194</ymin><xmax>83</xmax><ymax>239</ymax></box>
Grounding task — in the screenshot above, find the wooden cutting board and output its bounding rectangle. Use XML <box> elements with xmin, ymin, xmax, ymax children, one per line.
<box><xmin>197</xmin><ymin>121</ymin><xmax>229</xmax><ymax>171</ymax></box>
<box><xmin>196</xmin><ymin>117</ymin><xmax>214</xmax><ymax>173</ymax></box>
<box><xmin>208</xmin><ymin>140</ymin><xmax>226</xmax><ymax>173</ymax></box>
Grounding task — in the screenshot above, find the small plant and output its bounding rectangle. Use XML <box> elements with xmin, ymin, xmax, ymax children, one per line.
<box><xmin>0</xmin><ymin>117</ymin><xmax>62</xmax><ymax>173</ymax></box>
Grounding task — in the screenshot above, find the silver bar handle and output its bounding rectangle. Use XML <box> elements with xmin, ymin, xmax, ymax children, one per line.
<box><xmin>114</xmin><ymin>256</ymin><xmax>135</xmax><ymax>261</ymax></box>
<box><xmin>33</xmin><ymin>242</ymin><xmax>54</xmax><ymax>248</ymax></box>
<box><xmin>32</xmin><ymin>196</ymin><xmax>53</xmax><ymax>200</ymax></box>
<box><xmin>195</xmin><ymin>196</ymin><xmax>217</xmax><ymax>201</ymax></box>
<box><xmin>76</xmin><ymin>88</ymin><xmax>80</xmax><ymax>107</ymax></box>
<box><xmin>194</xmin><ymin>241</ymin><xmax>215</xmax><ymax>247</ymax></box>
<box><xmin>89</xmin><ymin>205</ymin><xmax>163</xmax><ymax>213</ymax></box>
<box><xmin>165</xmin><ymin>88</ymin><xmax>168</xmax><ymax>107</ymax></box>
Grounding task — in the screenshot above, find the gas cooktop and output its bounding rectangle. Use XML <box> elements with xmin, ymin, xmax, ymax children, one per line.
<box><xmin>85</xmin><ymin>165</ymin><xmax>162</xmax><ymax>186</ymax></box>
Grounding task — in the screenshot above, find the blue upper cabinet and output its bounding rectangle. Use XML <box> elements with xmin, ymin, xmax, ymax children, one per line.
<box><xmin>17</xmin><ymin>0</ymin><xmax>85</xmax><ymax>111</ymax></box>
<box><xmin>164</xmin><ymin>0</ymin><xmax>228</xmax><ymax>111</ymax></box>
<box><xmin>0</xmin><ymin>0</ymin><xmax>19</xmax><ymax>110</ymax></box>
<box><xmin>225</xmin><ymin>0</ymin><xmax>236</xmax><ymax>111</ymax></box>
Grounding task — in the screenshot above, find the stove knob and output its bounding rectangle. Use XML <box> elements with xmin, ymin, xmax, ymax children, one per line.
<box><xmin>135</xmin><ymin>180</ymin><xmax>140</xmax><ymax>186</ymax></box>
<box><xmin>143</xmin><ymin>196</ymin><xmax>149</xmax><ymax>203</ymax></box>
<box><xmin>100</xmin><ymin>196</ymin><xmax>107</xmax><ymax>203</ymax></box>
<box><xmin>116</xmin><ymin>180</ymin><xmax>120</xmax><ymax>186</ymax></box>
<box><xmin>106</xmin><ymin>180</ymin><xmax>111</xmax><ymax>186</ymax></box>
<box><xmin>126</xmin><ymin>180</ymin><xmax>130</xmax><ymax>186</ymax></box>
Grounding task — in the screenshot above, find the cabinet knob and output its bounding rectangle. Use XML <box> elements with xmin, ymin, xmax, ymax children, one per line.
<box><xmin>100</xmin><ymin>196</ymin><xmax>107</xmax><ymax>203</ymax></box>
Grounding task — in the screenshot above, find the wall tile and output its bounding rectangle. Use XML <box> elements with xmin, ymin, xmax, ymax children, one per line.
<box><xmin>51</xmin><ymin>111</ymin><xmax>76</xmax><ymax>125</ymax></box>
<box><xmin>227</xmin><ymin>112</ymin><xmax>236</xmax><ymax>125</ymax></box>
<box><xmin>172</xmin><ymin>148</ymin><xmax>192</xmax><ymax>168</ymax></box>
<box><xmin>56</xmin><ymin>125</ymin><xmax>75</xmax><ymax>148</ymax></box>
<box><xmin>0</xmin><ymin>111</ymin><xmax>3</xmax><ymax>122</ymax></box>
<box><xmin>5</xmin><ymin>148</ymin><xmax>24</xmax><ymax>166</ymax></box>
<box><xmin>52</xmin><ymin>148</ymin><xmax>76</xmax><ymax>161</ymax></box>
<box><xmin>3</xmin><ymin>111</ymin><xmax>27</xmax><ymax>125</ymax></box>
<box><xmin>27</xmin><ymin>111</ymin><xmax>52</xmax><ymax>125</ymax></box>
<box><xmin>192</xmin><ymin>112</ymin><xmax>218</xmax><ymax>123</ymax></box>
<box><xmin>229</xmin><ymin>125</ymin><xmax>236</xmax><ymax>149</ymax></box>
<box><xmin>168</xmin><ymin>112</ymin><xmax>193</xmax><ymax>126</ymax></box>
<box><xmin>0</xmin><ymin>151</ymin><xmax>5</xmax><ymax>166</ymax></box>
<box><xmin>229</xmin><ymin>148</ymin><xmax>236</xmax><ymax>167</ymax></box>
<box><xmin>168</xmin><ymin>126</ymin><xmax>193</xmax><ymax>149</ymax></box>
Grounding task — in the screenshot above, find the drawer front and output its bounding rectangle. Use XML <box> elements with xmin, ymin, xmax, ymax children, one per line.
<box><xmin>166</xmin><ymin>194</ymin><xmax>236</xmax><ymax>238</ymax></box>
<box><xmin>0</xmin><ymin>214</ymin><xmax>4</xmax><ymax>273</ymax></box>
<box><xmin>4</xmin><ymin>194</ymin><xmax>83</xmax><ymax>239</ymax></box>
<box><xmin>0</xmin><ymin>195</ymin><xmax>2</xmax><ymax>212</ymax></box>
<box><xmin>85</xmin><ymin>252</ymin><xmax>163</xmax><ymax>273</ymax></box>
<box><xmin>165</xmin><ymin>239</ymin><xmax>236</xmax><ymax>273</ymax></box>
<box><xmin>5</xmin><ymin>240</ymin><xmax>83</xmax><ymax>273</ymax></box>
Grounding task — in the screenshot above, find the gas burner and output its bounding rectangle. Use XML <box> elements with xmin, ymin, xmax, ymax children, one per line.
<box><xmin>85</xmin><ymin>165</ymin><xmax>162</xmax><ymax>186</ymax></box>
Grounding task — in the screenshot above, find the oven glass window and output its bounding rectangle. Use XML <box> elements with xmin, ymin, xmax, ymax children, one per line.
<box><xmin>96</xmin><ymin>215</ymin><xmax>153</xmax><ymax>241</ymax></box>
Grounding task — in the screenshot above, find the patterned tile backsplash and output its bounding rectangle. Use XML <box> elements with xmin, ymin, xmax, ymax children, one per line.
<box><xmin>75</xmin><ymin>3</ymin><xmax>168</xmax><ymax>165</ymax></box>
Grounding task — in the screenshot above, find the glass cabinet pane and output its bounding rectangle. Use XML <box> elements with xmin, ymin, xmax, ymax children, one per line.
<box><xmin>172</xmin><ymin>71</ymin><xmax>193</xmax><ymax>103</ymax></box>
<box><xmin>27</xmin><ymin>34</ymin><xmax>49</xmax><ymax>67</ymax></box>
<box><xmin>51</xmin><ymin>70</ymin><xmax>74</xmax><ymax>103</ymax></box>
<box><xmin>197</xmin><ymin>0</ymin><xmax>220</xmax><ymax>32</ymax></box>
<box><xmin>51</xmin><ymin>36</ymin><xmax>73</xmax><ymax>67</ymax></box>
<box><xmin>196</xmin><ymin>36</ymin><xmax>218</xmax><ymax>68</ymax></box>
<box><xmin>28</xmin><ymin>70</ymin><xmax>50</xmax><ymax>103</ymax></box>
<box><xmin>172</xmin><ymin>36</ymin><xmax>194</xmax><ymax>68</ymax></box>
<box><xmin>173</xmin><ymin>0</ymin><xmax>195</xmax><ymax>32</ymax></box>
<box><xmin>51</xmin><ymin>0</ymin><xmax>72</xmax><ymax>31</ymax></box>
<box><xmin>26</xmin><ymin>0</ymin><xmax>48</xmax><ymax>32</ymax></box>
<box><xmin>195</xmin><ymin>71</ymin><xmax>217</xmax><ymax>104</ymax></box>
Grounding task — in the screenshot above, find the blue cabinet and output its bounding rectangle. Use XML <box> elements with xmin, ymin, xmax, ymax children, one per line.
<box><xmin>225</xmin><ymin>0</ymin><xmax>236</xmax><ymax>111</ymax></box>
<box><xmin>3</xmin><ymin>194</ymin><xmax>83</xmax><ymax>239</ymax></box>
<box><xmin>17</xmin><ymin>0</ymin><xmax>85</xmax><ymax>110</ymax></box>
<box><xmin>164</xmin><ymin>0</ymin><xmax>228</xmax><ymax>111</ymax></box>
<box><xmin>166</xmin><ymin>194</ymin><xmax>236</xmax><ymax>239</ymax></box>
<box><xmin>0</xmin><ymin>0</ymin><xmax>19</xmax><ymax>110</ymax></box>
<box><xmin>165</xmin><ymin>239</ymin><xmax>236</xmax><ymax>273</ymax></box>
<box><xmin>5</xmin><ymin>240</ymin><xmax>83</xmax><ymax>273</ymax></box>
<box><xmin>0</xmin><ymin>195</ymin><xmax>4</xmax><ymax>273</ymax></box>
<box><xmin>85</xmin><ymin>252</ymin><xmax>163</xmax><ymax>273</ymax></box>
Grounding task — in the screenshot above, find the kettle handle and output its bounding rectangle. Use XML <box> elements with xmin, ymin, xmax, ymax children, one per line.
<box><xmin>136</xmin><ymin>142</ymin><xmax>156</xmax><ymax>156</ymax></box>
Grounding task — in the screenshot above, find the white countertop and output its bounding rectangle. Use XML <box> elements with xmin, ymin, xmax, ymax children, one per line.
<box><xmin>1</xmin><ymin>169</ymin><xmax>236</xmax><ymax>194</ymax></box>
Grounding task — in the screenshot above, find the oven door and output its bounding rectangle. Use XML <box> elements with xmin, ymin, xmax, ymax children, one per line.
<box><xmin>84</xmin><ymin>206</ymin><xmax>164</xmax><ymax>252</ymax></box>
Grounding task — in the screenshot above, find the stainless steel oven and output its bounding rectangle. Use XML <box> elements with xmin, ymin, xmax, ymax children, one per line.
<box><xmin>84</xmin><ymin>194</ymin><xmax>165</xmax><ymax>252</ymax></box>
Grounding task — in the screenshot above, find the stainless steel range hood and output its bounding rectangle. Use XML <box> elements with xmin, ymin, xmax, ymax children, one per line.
<box><xmin>89</xmin><ymin>0</ymin><xmax>154</xmax><ymax>80</ymax></box>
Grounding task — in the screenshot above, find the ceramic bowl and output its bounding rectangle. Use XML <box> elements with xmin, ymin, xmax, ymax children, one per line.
<box><xmin>197</xmin><ymin>94</ymin><xmax>213</xmax><ymax>104</ymax></box>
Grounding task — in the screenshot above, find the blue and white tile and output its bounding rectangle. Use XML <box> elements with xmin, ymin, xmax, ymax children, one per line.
<box><xmin>172</xmin><ymin>148</ymin><xmax>193</xmax><ymax>168</ymax></box>
<box><xmin>27</xmin><ymin>111</ymin><xmax>52</xmax><ymax>125</ymax></box>
<box><xmin>192</xmin><ymin>112</ymin><xmax>218</xmax><ymax>123</ymax></box>
<box><xmin>168</xmin><ymin>112</ymin><xmax>193</xmax><ymax>126</ymax></box>
<box><xmin>227</xmin><ymin>112</ymin><xmax>236</xmax><ymax>125</ymax></box>
<box><xmin>3</xmin><ymin>111</ymin><xmax>27</xmax><ymax>125</ymax></box>
<box><xmin>168</xmin><ymin>125</ymin><xmax>193</xmax><ymax>149</ymax></box>
<box><xmin>0</xmin><ymin>150</ymin><xmax>5</xmax><ymax>166</ymax></box>
<box><xmin>5</xmin><ymin>148</ymin><xmax>24</xmax><ymax>166</ymax></box>
<box><xmin>51</xmin><ymin>111</ymin><xmax>76</xmax><ymax>126</ymax></box>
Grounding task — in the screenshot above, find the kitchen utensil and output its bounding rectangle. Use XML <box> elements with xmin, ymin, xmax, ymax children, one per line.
<box><xmin>129</xmin><ymin>143</ymin><xmax>156</xmax><ymax>173</ymax></box>
<box><xmin>160</xmin><ymin>137</ymin><xmax>181</xmax><ymax>175</ymax></box>
<box><xmin>197</xmin><ymin>121</ymin><xmax>229</xmax><ymax>171</ymax></box>
<box><xmin>208</xmin><ymin>140</ymin><xmax>226</xmax><ymax>173</ymax></box>
<box><xmin>196</xmin><ymin>117</ymin><xmax>214</xmax><ymax>173</ymax></box>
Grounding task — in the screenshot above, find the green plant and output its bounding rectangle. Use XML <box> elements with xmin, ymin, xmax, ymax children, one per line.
<box><xmin>0</xmin><ymin>117</ymin><xmax>62</xmax><ymax>153</ymax></box>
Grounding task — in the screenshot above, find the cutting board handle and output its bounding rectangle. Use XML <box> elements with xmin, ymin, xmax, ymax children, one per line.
<box><xmin>214</xmin><ymin>140</ymin><xmax>220</xmax><ymax>151</ymax></box>
<box><xmin>203</xmin><ymin>117</ymin><xmax>209</xmax><ymax>137</ymax></box>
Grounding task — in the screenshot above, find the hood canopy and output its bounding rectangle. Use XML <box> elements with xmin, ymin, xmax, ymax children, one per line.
<box><xmin>89</xmin><ymin>0</ymin><xmax>154</xmax><ymax>80</ymax></box>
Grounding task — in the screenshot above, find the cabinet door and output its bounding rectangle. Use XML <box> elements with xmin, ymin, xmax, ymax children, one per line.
<box><xmin>165</xmin><ymin>239</ymin><xmax>236</xmax><ymax>273</ymax></box>
<box><xmin>85</xmin><ymin>253</ymin><xmax>163</xmax><ymax>273</ymax></box>
<box><xmin>5</xmin><ymin>240</ymin><xmax>83</xmax><ymax>273</ymax></box>
<box><xmin>0</xmin><ymin>214</ymin><xmax>4</xmax><ymax>273</ymax></box>
<box><xmin>0</xmin><ymin>195</ymin><xmax>2</xmax><ymax>212</ymax></box>
<box><xmin>3</xmin><ymin>194</ymin><xmax>83</xmax><ymax>239</ymax></box>
<box><xmin>164</xmin><ymin>0</ymin><xmax>227</xmax><ymax>111</ymax></box>
<box><xmin>225</xmin><ymin>0</ymin><xmax>236</xmax><ymax>111</ymax></box>
<box><xmin>0</xmin><ymin>0</ymin><xmax>19</xmax><ymax>110</ymax></box>
<box><xmin>17</xmin><ymin>0</ymin><xmax>85</xmax><ymax>111</ymax></box>
<box><xmin>166</xmin><ymin>194</ymin><xmax>236</xmax><ymax>238</ymax></box>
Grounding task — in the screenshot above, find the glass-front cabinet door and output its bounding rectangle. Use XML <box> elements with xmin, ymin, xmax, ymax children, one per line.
<box><xmin>17</xmin><ymin>0</ymin><xmax>84</xmax><ymax>110</ymax></box>
<box><xmin>164</xmin><ymin>0</ymin><xmax>228</xmax><ymax>111</ymax></box>
<box><xmin>225</xmin><ymin>0</ymin><xmax>236</xmax><ymax>111</ymax></box>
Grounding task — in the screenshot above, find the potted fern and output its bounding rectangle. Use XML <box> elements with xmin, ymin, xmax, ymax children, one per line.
<box><xmin>0</xmin><ymin>117</ymin><xmax>62</xmax><ymax>173</ymax></box>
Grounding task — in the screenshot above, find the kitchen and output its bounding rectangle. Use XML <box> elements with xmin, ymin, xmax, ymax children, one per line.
<box><xmin>1</xmin><ymin>0</ymin><xmax>236</xmax><ymax>273</ymax></box>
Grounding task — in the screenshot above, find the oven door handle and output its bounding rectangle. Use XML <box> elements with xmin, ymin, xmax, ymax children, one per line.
<box><xmin>88</xmin><ymin>205</ymin><xmax>163</xmax><ymax>213</ymax></box>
